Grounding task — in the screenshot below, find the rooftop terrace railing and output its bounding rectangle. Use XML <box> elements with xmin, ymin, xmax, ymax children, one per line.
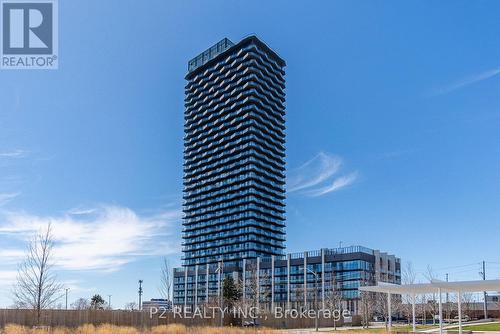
<box><xmin>175</xmin><ymin>246</ymin><xmax>380</xmax><ymax>272</ymax></box>
<box><xmin>287</xmin><ymin>246</ymin><xmax>374</xmax><ymax>260</ymax></box>
<box><xmin>188</xmin><ymin>38</ymin><xmax>234</xmax><ymax>73</ymax></box>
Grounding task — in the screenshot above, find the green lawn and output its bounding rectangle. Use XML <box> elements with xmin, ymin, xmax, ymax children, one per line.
<box><xmin>449</xmin><ymin>322</ymin><xmax>500</xmax><ymax>331</ymax></box>
<box><xmin>399</xmin><ymin>324</ymin><xmax>437</xmax><ymax>330</ymax></box>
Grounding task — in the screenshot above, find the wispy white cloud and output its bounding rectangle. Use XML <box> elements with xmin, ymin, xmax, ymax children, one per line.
<box><xmin>60</xmin><ymin>279</ymin><xmax>96</xmax><ymax>295</ymax></box>
<box><xmin>0</xmin><ymin>149</ymin><xmax>27</xmax><ymax>207</ymax></box>
<box><xmin>288</xmin><ymin>152</ymin><xmax>341</xmax><ymax>192</ymax></box>
<box><xmin>431</xmin><ymin>67</ymin><xmax>500</xmax><ymax>96</ymax></box>
<box><xmin>288</xmin><ymin>152</ymin><xmax>358</xmax><ymax>197</ymax></box>
<box><xmin>0</xmin><ymin>193</ymin><xmax>20</xmax><ymax>207</ymax></box>
<box><xmin>303</xmin><ymin>172</ymin><xmax>358</xmax><ymax>197</ymax></box>
<box><xmin>0</xmin><ymin>204</ymin><xmax>182</xmax><ymax>272</ymax></box>
<box><xmin>0</xmin><ymin>149</ymin><xmax>28</xmax><ymax>159</ymax></box>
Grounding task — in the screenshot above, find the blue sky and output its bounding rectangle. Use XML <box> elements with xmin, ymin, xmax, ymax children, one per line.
<box><xmin>1</xmin><ymin>0</ymin><xmax>500</xmax><ymax>308</ymax></box>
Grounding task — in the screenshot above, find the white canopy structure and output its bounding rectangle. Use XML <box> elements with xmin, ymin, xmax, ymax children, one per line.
<box><xmin>359</xmin><ymin>279</ymin><xmax>500</xmax><ymax>334</ymax></box>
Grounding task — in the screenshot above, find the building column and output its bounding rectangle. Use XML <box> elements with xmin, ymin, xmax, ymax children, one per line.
<box><xmin>256</xmin><ymin>257</ymin><xmax>260</xmax><ymax>311</ymax></box>
<box><xmin>194</xmin><ymin>265</ymin><xmax>198</xmax><ymax>308</ymax></box>
<box><xmin>271</xmin><ymin>255</ymin><xmax>275</xmax><ymax>311</ymax></box>
<box><xmin>184</xmin><ymin>267</ymin><xmax>188</xmax><ymax>310</ymax></box>
<box><xmin>206</xmin><ymin>265</ymin><xmax>209</xmax><ymax>304</ymax></box>
<box><xmin>217</xmin><ymin>261</ymin><xmax>221</xmax><ymax>300</ymax></box>
<box><xmin>287</xmin><ymin>254</ymin><xmax>291</xmax><ymax>310</ymax></box>
<box><xmin>321</xmin><ymin>249</ymin><xmax>325</xmax><ymax>310</ymax></box>
<box><xmin>304</xmin><ymin>252</ymin><xmax>308</xmax><ymax>308</ymax></box>
<box><xmin>242</xmin><ymin>259</ymin><xmax>246</xmax><ymax>300</ymax></box>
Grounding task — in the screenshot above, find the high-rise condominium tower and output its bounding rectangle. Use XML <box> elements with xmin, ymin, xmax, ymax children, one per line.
<box><xmin>183</xmin><ymin>36</ymin><xmax>286</xmax><ymax>266</ymax></box>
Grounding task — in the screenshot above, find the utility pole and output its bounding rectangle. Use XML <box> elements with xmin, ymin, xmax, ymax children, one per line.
<box><xmin>481</xmin><ymin>261</ymin><xmax>488</xmax><ymax>319</ymax></box>
<box><xmin>138</xmin><ymin>280</ymin><xmax>143</xmax><ymax>311</ymax></box>
<box><xmin>445</xmin><ymin>274</ymin><xmax>449</xmax><ymax>321</ymax></box>
<box><xmin>445</xmin><ymin>274</ymin><xmax>449</xmax><ymax>302</ymax></box>
<box><xmin>108</xmin><ymin>295</ymin><xmax>112</xmax><ymax>310</ymax></box>
<box><xmin>65</xmin><ymin>288</ymin><xmax>69</xmax><ymax>310</ymax></box>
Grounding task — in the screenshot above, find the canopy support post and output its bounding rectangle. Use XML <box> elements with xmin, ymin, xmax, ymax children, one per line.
<box><xmin>412</xmin><ymin>293</ymin><xmax>416</xmax><ymax>333</ymax></box>
<box><xmin>458</xmin><ymin>290</ymin><xmax>463</xmax><ymax>334</ymax></box>
<box><xmin>438</xmin><ymin>288</ymin><xmax>443</xmax><ymax>334</ymax></box>
<box><xmin>388</xmin><ymin>293</ymin><xmax>392</xmax><ymax>329</ymax></box>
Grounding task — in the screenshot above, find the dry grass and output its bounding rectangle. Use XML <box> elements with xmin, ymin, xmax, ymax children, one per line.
<box><xmin>3</xmin><ymin>325</ymin><xmax>25</xmax><ymax>334</ymax></box>
<box><xmin>2</xmin><ymin>324</ymin><xmax>280</xmax><ymax>334</ymax></box>
<box><xmin>149</xmin><ymin>325</ymin><xmax>186</xmax><ymax>334</ymax></box>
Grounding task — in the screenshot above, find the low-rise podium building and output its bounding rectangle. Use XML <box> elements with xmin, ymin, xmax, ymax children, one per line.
<box><xmin>174</xmin><ymin>246</ymin><xmax>400</xmax><ymax>313</ymax></box>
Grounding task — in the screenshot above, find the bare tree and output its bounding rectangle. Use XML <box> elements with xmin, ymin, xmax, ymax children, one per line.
<box><xmin>159</xmin><ymin>257</ymin><xmax>172</xmax><ymax>302</ymax></box>
<box><xmin>124</xmin><ymin>301</ymin><xmax>138</xmax><ymax>311</ymax></box>
<box><xmin>401</xmin><ymin>262</ymin><xmax>417</xmax><ymax>324</ymax></box>
<box><xmin>418</xmin><ymin>294</ymin><xmax>427</xmax><ymax>325</ymax></box>
<box><xmin>325</xmin><ymin>272</ymin><xmax>343</xmax><ymax>330</ymax></box>
<box><xmin>424</xmin><ymin>265</ymin><xmax>439</xmax><ymax>325</ymax></box>
<box><xmin>236</xmin><ymin>262</ymin><xmax>270</xmax><ymax>315</ymax></box>
<box><xmin>10</xmin><ymin>301</ymin><xmax>29</xmax><ymax>309</ymax></box>
<box><xmin>375</xmin><ymin>292</ymin><xmax>390</xmax><ymax>328</ymax></box>
<box><xmin>402</xmin><ymin>262</ymin><xmax>417</xmax><ymax>284</ymax></box>
<box><xmin>71</xmin><ymin>298</ymin><xmax>90</xmax><ymax>310</ymax></box>
<box><xmin>12</xmin><ymin>223</ymin><xmax>62</xmax><ymax>325</ymax></box>
<box><xmin>375</xmin><ymin>292</ymin><xmax>402</xmax><ymax>329</ymax></box>
<box><xmin>360</xmin><ymin>291</ymin><xmax>376</xmax><ymax>328</ymax></box>
<box><xmin>325</xmin><ymin>287</ymin><xmax>343</xmax><ymax>312</ymax></box>
<box><xmin>461</xmin><ymin>293</ymin><xmax>475</xmax><ymax>319</ymax></box>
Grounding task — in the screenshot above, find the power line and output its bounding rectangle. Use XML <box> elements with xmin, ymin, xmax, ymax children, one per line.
<box><xmin>447</xmin><ymin>268</ymin><xmax>484</xmax><ymax>275</ymax></box>
<box><xmin>433</xmin><ymin>263</ymin><xmax>481</xmax><ymax>271</ymax></box>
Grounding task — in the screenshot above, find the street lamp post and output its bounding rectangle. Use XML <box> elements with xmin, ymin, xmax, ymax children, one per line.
<box><xmin>215</xmin><ymin>260</ymin><xmax>224</xmax><ymax>327</ymax></box>
<box><xmin>65</xmin><ymin>288</ymin><xmax>69</xmax><ymax>310</ymax></box>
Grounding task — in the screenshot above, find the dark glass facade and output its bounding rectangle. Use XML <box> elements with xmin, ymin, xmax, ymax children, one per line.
<box><xmin>174</xmin><ymin>36</ymin><xmax>402</xmax><ymax>312</ymax></box>
<box><xmin>173</xmin><ymin>246</ymin><xmax>402</xmax><ymax>313</ymax></box>
<box><xmin>183</xmin><ymin>36</ymin><xmax>286</xmax><ymax>266</ymax></box>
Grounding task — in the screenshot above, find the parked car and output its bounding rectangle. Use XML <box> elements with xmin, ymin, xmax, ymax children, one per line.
<box><xmin>243</xmin><ymin>320</ymin><xmax>258</xmax><ymax>327</ymax></box>
<box><xmin>453</xmin><ymin>315</ymin><xmax>470</xmax><ymax>322</ymax></box>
